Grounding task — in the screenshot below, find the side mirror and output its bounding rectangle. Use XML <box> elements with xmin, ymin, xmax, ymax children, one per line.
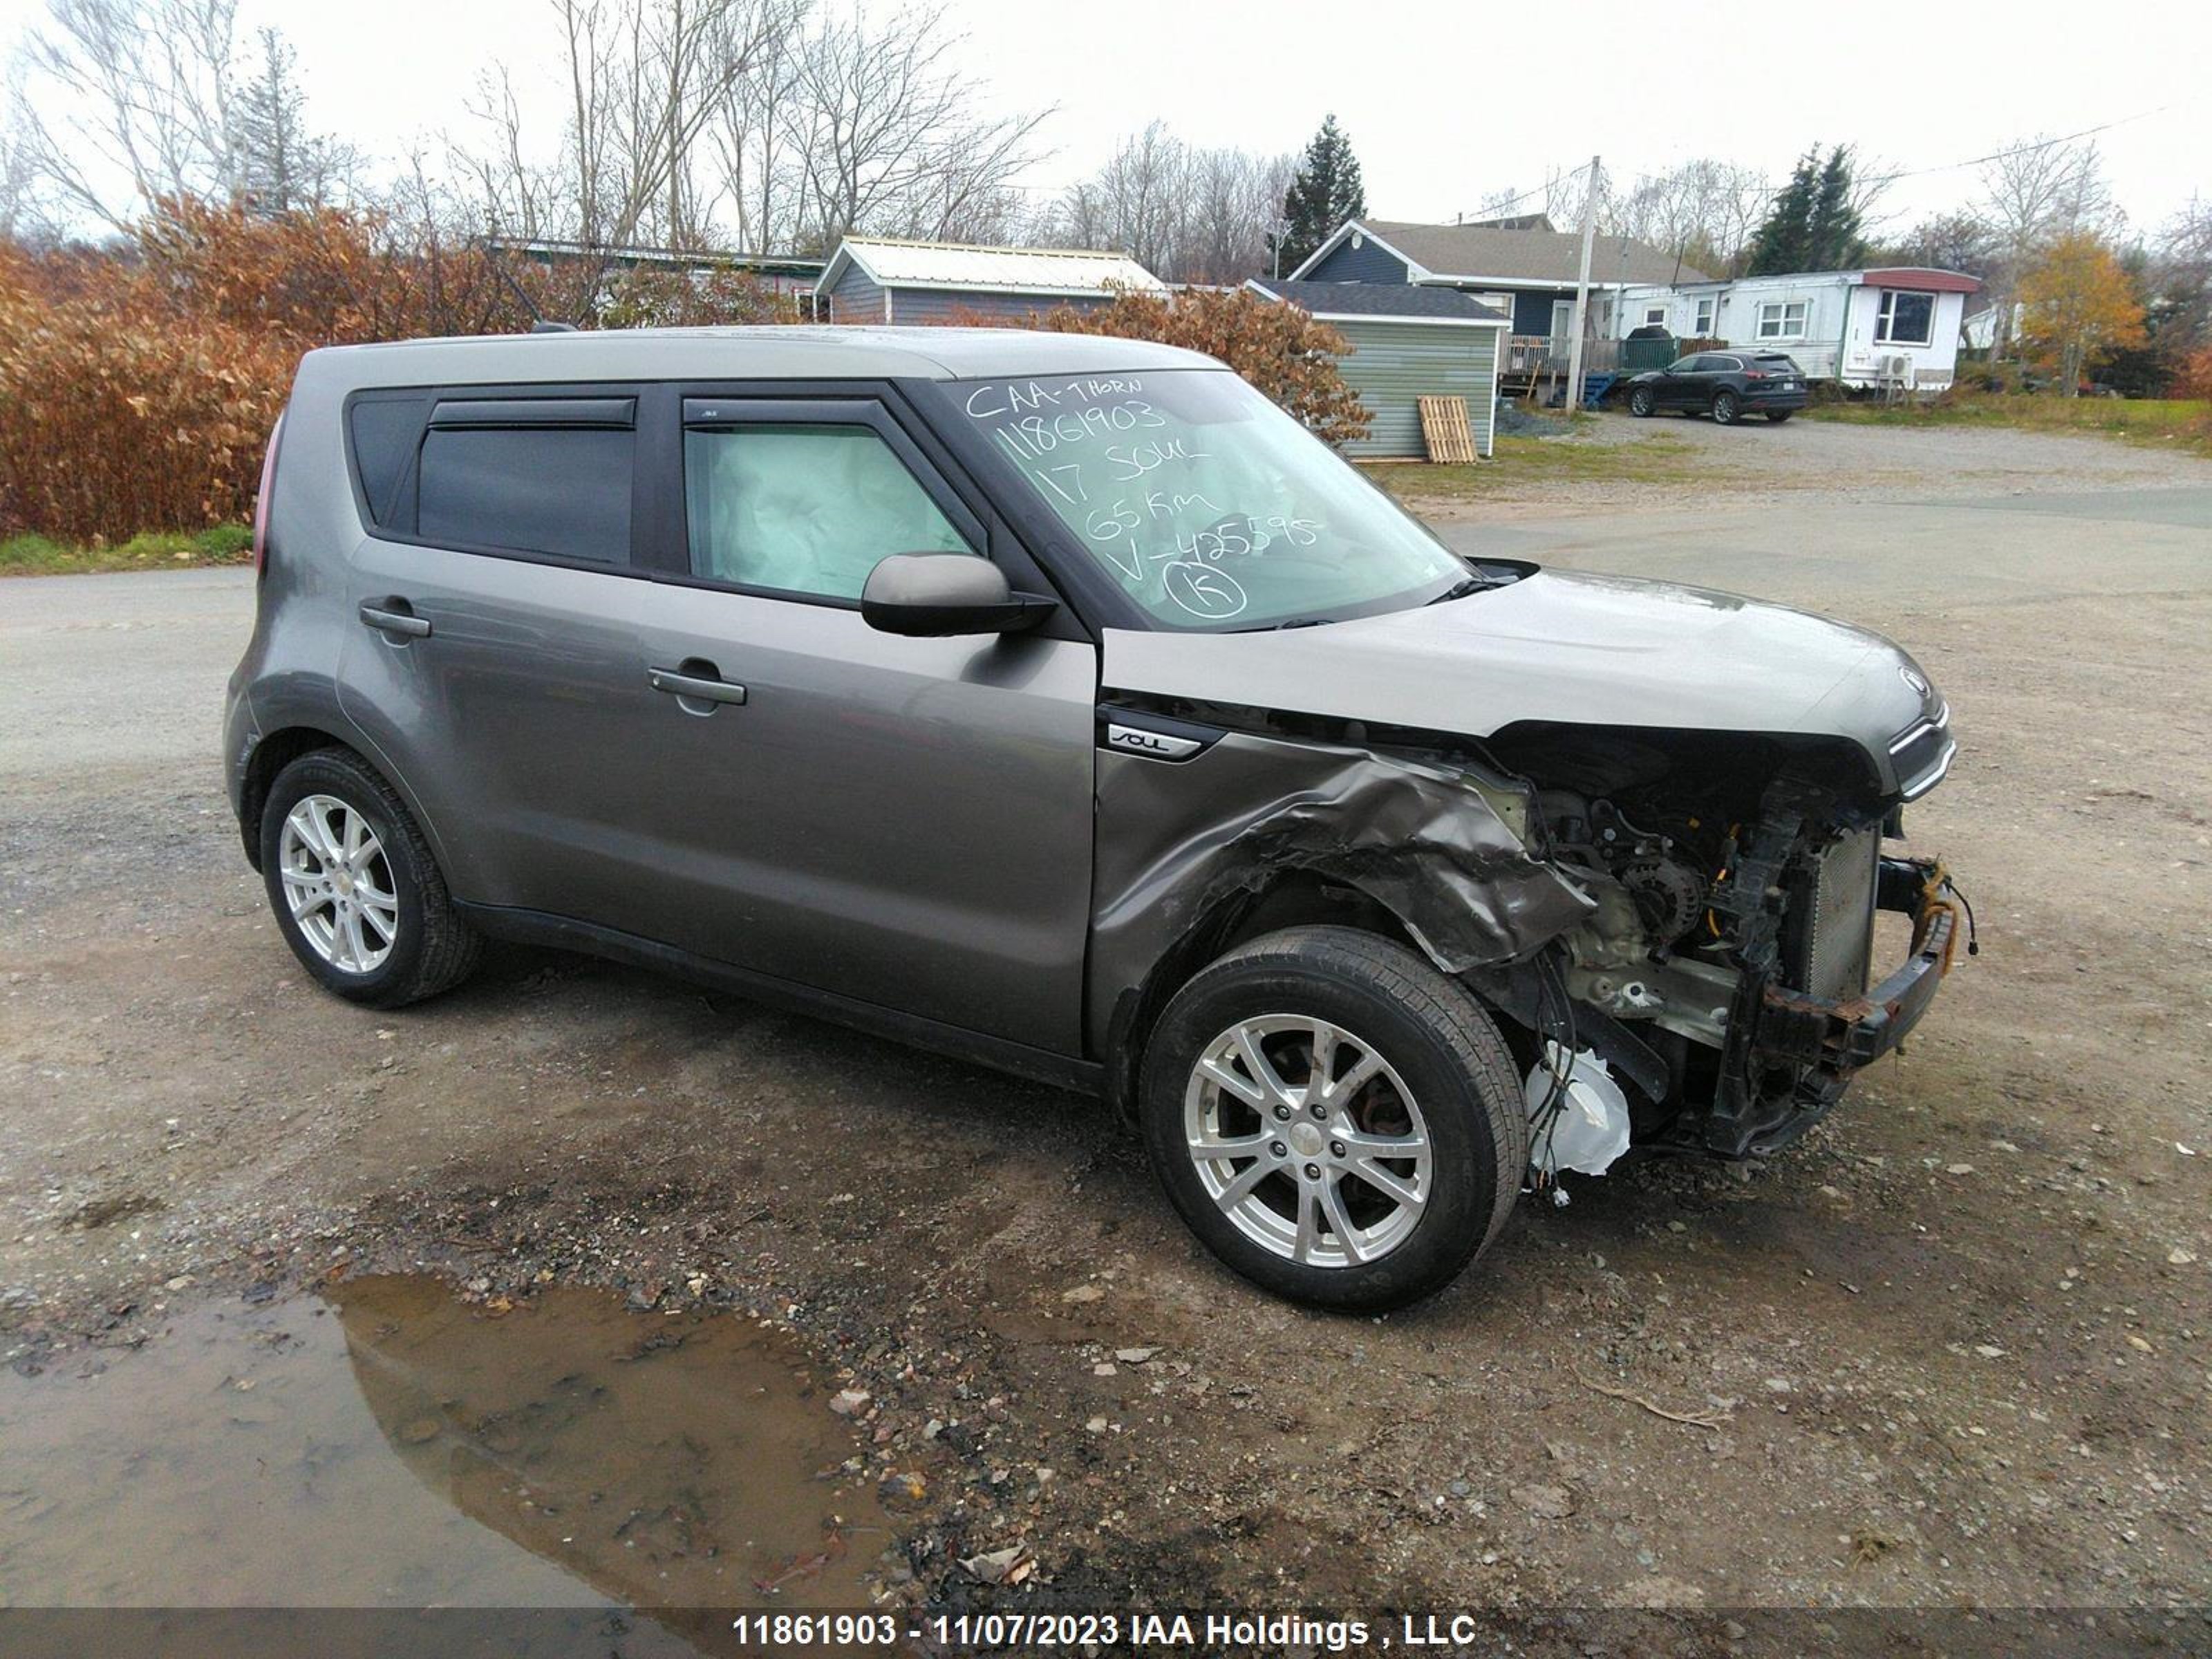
<box><xmin>861</xmin><ymin>553</ymin><xmax>1055</xmax><ymax>637</ymax></box>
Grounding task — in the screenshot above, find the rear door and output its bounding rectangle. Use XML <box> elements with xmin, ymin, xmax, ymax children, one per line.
<box><xmin>335</xmin><ymin>385</ymin><xmax>686</xmax><ymax>928</ymax></box>
<box><xmin>621</xmin><ymin>392</ymin><xmax>1098</xmax><ymax>1053</ymax></box>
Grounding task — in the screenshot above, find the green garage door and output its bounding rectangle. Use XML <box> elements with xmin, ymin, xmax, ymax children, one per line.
<box><xmin>1333</xmin><ymin>319</ymin><xmax>1501</xmax><ymax>460</ymax></box>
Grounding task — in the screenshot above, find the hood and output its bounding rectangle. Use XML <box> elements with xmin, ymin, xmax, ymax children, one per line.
<box><xmin>1101</xmin><ymin>569</ymin><xmax>1947</xmax><ymax>798</ymax></box>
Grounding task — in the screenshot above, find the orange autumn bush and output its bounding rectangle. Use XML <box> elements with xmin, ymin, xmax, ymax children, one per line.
<box><xmin>0</xmin><ymin>239</ymin><xmax>298</xmax><ymax>542</ymax></box>
<box><xmin>971</xmin><ymin>285</ymin><xmax>1372</xmax><ymax>447</ymax></box>
<box><xmin>2</xmin><ymin>198</ymin><xmax>796</xmax><ymax>543</ymax></box>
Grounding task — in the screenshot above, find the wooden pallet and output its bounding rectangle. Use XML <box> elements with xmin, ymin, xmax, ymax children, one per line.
<box><xmin>1416</xmin><ymin>395</ymin><xmax>1478</xmax><ymax>464</ymax></box>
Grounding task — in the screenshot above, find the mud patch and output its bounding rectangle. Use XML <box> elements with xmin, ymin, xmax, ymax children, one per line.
<box><xmin>0</xmin><ymin>1276</ymin><xmax>894</xmax><ymax>1619</ymax></box>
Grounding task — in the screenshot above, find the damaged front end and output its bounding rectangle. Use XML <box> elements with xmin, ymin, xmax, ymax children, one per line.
<box><xmin>1094</xmin><ymin>702</ymin><xmax>1969</xmax><ymax>1170</ymax></box>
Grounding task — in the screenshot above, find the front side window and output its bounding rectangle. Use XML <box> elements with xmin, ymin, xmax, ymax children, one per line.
<box><xmin>953</xmin><ymin>369</ymin><xmax>1464</xmax><ymax>630</ymax></box>
<box><xmin>418</xmin><ymin>427</ymin><xmax>632</xmax><ymax>563</ymax></box>
<box><xmin>1875</xmin><ymin>290</ymin><xmax>1936</xmax><ymax>346</ymax></box>
<box><xmin>1756</xmin><ymin>300</ymin><xmax>1809</xmax><ymax>339</ymax></box>
<box><xmin>684</xmin><ymin>424</ymin><xmax>974</xmax><ymax>601</ymax></box>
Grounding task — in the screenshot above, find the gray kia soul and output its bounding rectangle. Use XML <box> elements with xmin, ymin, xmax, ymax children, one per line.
<box><xmin>226</xmin><ymin>326</ymin><xmax>1967</xmax><ymax>1310</ymax></box>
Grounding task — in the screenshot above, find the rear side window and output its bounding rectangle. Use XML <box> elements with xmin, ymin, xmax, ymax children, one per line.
<box><xmin>348</xmin><ymin>395</ymin><xmax>429</xmax><ymax>528</ymax></box>
<box><xmin>418</xmin><ymin>426</ymin><xmax>633</xmax><ymax>563</ymax></box>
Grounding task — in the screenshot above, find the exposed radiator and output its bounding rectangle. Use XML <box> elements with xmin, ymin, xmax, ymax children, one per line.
<box><xmin>1795</xmin><ymin>827</ymin><xmax>1880</xmax><ymax>1002</ymax></box>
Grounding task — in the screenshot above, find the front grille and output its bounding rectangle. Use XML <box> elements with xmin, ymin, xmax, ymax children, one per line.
<box><xmin>1793</xmin><ymin>827</ymin><xmax>1880</xmax><ymax>1002</ymax></box>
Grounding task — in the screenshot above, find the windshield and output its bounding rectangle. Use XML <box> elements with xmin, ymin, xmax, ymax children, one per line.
<box><xmin>950</xmin><ymin>368</ymin><xmax>1467</xmax><ymax>629</ymax></box>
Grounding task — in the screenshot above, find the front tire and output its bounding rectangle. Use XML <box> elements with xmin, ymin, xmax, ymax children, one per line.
<box><xmin>1628</xmin><ymin>385</ymin><xmax>1656</xmax><ymax>418</ymax></box>
<box><xmin>1711</xmin><ymin>389</ymin><xmax>1741</xmax><ymax>425</ymax></box>
<box><xmin>1139</xmin><ymin>926</ymin><xmax>1528</xmax><ymax>1312</ymax></box>
<box><xmin>259</xmin><ymin>749</ymin><xmax>480</xmax><ymax>1008</ymax></box>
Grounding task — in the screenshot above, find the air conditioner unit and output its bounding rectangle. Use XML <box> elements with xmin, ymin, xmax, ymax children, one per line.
<box><xmin>1882</xmin><ymin>353</ymin><xmax>1913</xmax><ymax>383</ymax></box>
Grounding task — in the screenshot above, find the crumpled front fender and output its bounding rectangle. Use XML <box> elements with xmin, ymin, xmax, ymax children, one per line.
<box><xmin>1087</xmin><ymin>729</ymin><xmax>1594</xmax><ymax>1060</ymax></box>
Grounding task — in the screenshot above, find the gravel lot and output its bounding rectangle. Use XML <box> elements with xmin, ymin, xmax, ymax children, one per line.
<box><xmin>3</xmin><ymin>418</ymin><xmax>2210</xmax><ymax>1638</ymax></box>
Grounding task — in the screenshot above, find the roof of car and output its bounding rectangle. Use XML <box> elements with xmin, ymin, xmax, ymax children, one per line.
<box><xmin>299</xmin><ymin>325</ymin><xmax>1216</xmax><ymax>388</ymax></box>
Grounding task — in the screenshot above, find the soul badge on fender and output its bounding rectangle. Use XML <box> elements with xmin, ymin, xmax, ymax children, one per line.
<box><xmin>1105</xmin><ymin>722</ymin><xmax>1203</xmax><ymax>762</ymax></box>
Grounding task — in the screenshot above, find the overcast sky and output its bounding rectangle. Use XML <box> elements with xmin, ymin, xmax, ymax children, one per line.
<box><xmin>3</xmin><ymin>0</ymin><xmax>2204</xmax><ymax>238</ymax></box>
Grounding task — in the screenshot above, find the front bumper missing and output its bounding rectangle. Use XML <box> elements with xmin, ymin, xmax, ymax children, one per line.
<box><xmin>1698</xmin><ymin>855</ymin><xmax>1961</xmax><ymax>1157</ymax></box>
<box><xmin>1759</xmin><ymin>856</ymin><xmax>1960</xmax><ymax>1071</ymax></box>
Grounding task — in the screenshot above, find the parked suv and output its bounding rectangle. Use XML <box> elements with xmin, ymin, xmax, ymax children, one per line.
<box><xmin>1626</xmin><ymin>350</ymin><xmax>1810</xmax><ymax>423</ymax></box>
<box><xmin>227</xmin><ymin>326</ymin><xmax>1964</xmax><ymax>1310</ymax></box>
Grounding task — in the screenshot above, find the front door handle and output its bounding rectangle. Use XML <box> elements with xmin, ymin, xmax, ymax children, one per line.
<box><xmin>359</xmin><ymin>601</ymin><xmax>431</xmax><ymax>639</ymax></box>
<box><xmin>648</xmin><ymin>666</ymin><xmax>748</xmax><ymax>707</ymax></box>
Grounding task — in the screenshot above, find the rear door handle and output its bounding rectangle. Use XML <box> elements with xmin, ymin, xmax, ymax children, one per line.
<box><xmin>648</xmin><ymin>666</ymin><xmax>748</xmax><ymax>706</ymax></box>
<box><xmin>359</xmin><ymin>602</ymin><xmax>431</xmax><ymax>639</ymax></box>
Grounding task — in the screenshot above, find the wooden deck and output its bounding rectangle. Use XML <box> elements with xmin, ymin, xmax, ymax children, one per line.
<box><xmin>1501</xmin><ymin>335</ymin><xmax>1621</xmax><ymax>398</ymax></box>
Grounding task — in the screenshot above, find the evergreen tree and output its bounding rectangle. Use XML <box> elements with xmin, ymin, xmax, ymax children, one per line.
<box><xmin>1808</xmin><ymin>145</ymin><xmax>1867</xmax><ymax>268</ymax></box>
<box><xmin>1275</xmin><ymin>115</ymin><xmax>1367</xmax><ymax>274</ymax></box>
<box><xmin>1745</xmin><ymin>151</ymin><xmax>1819</xmax><ymax>275</ymax></box>
<box><xmin>1748</xmin><ymin>145</ymin><xmax>1868</xmax><ymax>274</ymax></box>
<box><xmin>231</xmin><ymin>28</ymin><xmax>355</xmax><ymax>216</ymax></box>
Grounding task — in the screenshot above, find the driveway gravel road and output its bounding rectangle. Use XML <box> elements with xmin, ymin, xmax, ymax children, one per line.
<box><xmin>3</xmin><ymin>421</ymin><xmax>2210</xmax><ymax>1638</ymax></box>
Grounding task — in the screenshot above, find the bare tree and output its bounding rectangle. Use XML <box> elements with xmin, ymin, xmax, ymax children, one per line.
<box><xmin>782</xmin><ymin>3</ymin><xmax>1049</xmax><ymax>249</ymax></box>
<box><xmin>0</xmin><ymin>70</ymin><xmax>43</xmax><ymax>240</ymax></box>
<box><xmin>1977</xmin><ymin>135</ymin><xmax>2118</xmax><ymax>357</ymax></box>
<box><xmin>706</xmin><ymin>0</ymin><xmax>810</xmax><ymax>252</ymax></box>
<box><xmin>1039</xmin><ymin>124</ymin><xmax>1288</xmax><ymax>282</ymax></box>
<box><xmin>18</xmin><ymin>0</ymin><xmax>244</xmax><ymax>229</ymax></box>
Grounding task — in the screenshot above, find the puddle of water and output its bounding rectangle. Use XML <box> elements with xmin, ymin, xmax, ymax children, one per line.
<box><xmin>0</xmin><ymin>1276</ymin><xmax>896</xmax><ymax>1622</ymax></box>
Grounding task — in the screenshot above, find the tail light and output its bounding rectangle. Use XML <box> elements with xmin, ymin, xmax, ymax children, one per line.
<box><xmin>1743</xmin><ymin>370</ymin><xmax>1768</xmax><ymax>382</ymax></box>
<box><xmin>252</xmin><ymin>411</ymin><xmax>286</xmax><ymax>579</ymax></box>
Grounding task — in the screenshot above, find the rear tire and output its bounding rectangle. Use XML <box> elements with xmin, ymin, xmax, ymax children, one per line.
<box><xmin>259</xmin><ymin>749</ymin><xmax>480</xmax><ymax>1009</ymax></box>
<box><xmin>1139</xmin><ymin>926</ymin><xmax>1528</xmax><ymax>1312</ymax></box>
<box><xmin>1628</xmin><ymin>386</ymin><xmax>1656</xmax><ymax>418</ymax></box>
<box><xmin>1712</xmin><ymin>389</ymin><xmax>1741</xmax><ymax>425</ymax></box>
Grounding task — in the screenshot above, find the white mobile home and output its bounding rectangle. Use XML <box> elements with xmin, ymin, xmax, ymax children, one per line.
<box><xmin>1618</xmin><ymin>268</ymin><xmax>1980</xmax><ymax>392</ymax></box>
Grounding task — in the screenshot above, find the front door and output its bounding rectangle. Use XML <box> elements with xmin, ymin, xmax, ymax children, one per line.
<box><xmin>1657</xmin><ymin>355</ymin><xmax>1704</xmax><ymax>408</ymax></box>
<box><xmin>626</xmin><ymin>395</ymin><xmax>1096</xmax><ymax>1053</ymax></box>
<box><xmin>1549</xmin><ymin>299</ymin><xmax>1576</xmax><ymax>363</ymax></box>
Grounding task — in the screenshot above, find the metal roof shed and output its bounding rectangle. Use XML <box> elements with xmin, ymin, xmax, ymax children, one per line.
<box><xmin>1245</xmin><ymin>280</ymin><xmax>1510</xmax><ymax>459</ymax></box>
<box><xmin>816</xmin><ymin>237</ymin><xmax>1168</xmax><ymax>324</ymax></box>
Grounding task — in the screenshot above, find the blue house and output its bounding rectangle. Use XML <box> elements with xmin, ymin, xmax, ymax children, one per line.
<box><xmin>1290</xmin><ymin>216</ymin><xmax>1708</xmax><ymax>387</ymax></box>
<box><xmin>816</xmin><ymin>237</ymin><xmax>1167</xmax><ymax>325</ymax></box>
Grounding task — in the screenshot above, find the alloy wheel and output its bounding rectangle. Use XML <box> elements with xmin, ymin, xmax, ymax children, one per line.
<box><xmin>1182</xmin><ymin>1015</ymin><xmax>1431</xmax><ymax>1268</ymax></box>
<box><xmin>278</xmin><ymin>794</ymin><xmax>399</xmax><ymax>973</ymax></box>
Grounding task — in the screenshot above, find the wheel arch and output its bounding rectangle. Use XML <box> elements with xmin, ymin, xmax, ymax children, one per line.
<box><xmin>238</xmin><ymin>727</ymin><xmax>447</xmax><ymax>879</ymax></box>
<box><xmin>1100</xmin><ymin>871</ymin><xmax>1424</xmax><ymax>1127</ymax></box>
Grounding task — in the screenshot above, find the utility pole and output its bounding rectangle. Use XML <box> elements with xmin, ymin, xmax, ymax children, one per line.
<box><xmin>1562</xmin><ymin>155</ymin><xmax>1601</xmax><ymax>412</ymax></box>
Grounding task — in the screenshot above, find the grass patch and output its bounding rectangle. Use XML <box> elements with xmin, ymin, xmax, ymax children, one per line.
<box><xmin>1803</xmin><ymin>393</ymin><xmax>2212</xmax><ymax>458</ymax></box>
<box><xmin>1362</xmin><ymin>431</ymin><xmax>1705</xmax><ymax>505</ymax></box>
<box><xmin>0</xmin><ymin>523</ymin><xmax>253</xmax><ymax>577</ymax></box>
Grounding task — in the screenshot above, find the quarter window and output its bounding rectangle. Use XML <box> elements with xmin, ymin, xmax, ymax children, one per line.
<box><xmin>417</xmin><ymin>426</ymin><xmax>632</xmax><ymax>563</ymax></box>
<box><xmin>684</xmin><ymin>424</ymin><xmax>975</xmax><ymax>601</ymax></box>
<box><xmin>1756</xmin><ymin>301</ymin><xmax>1808</xmax><ymax>339</ymax></box>
<box><xmin>1875</xmin><ymin>290</ymin><xmax>1936</xmax><ymax>346</ymax></box>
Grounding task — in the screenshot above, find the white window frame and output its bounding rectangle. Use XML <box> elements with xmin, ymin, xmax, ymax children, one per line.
<box><xmin>1642</xmin><ymin>304</ymin><xmax>1667</xmax><ymax>327</ymax></box>
<box><xmin>1874</xmin><ymin>289</ymin><xmax>1937</xmax><ymax>347</ymax></box>
<box><xmin>1694</xmin><ymin>296</ymin><xmax>1716</xmax><ymax>335</ymax></box>
<box><xmin>1756</xmin><ymin>299</ymin><xmax>1808</xmax><ymax>340</ymax></box>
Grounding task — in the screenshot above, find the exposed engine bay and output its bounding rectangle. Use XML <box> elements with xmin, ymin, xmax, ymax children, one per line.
<box><xmin>1482</xmin><ymin>726</ymin><xmax>1970</xmax><ymax>1163</ymax></box>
